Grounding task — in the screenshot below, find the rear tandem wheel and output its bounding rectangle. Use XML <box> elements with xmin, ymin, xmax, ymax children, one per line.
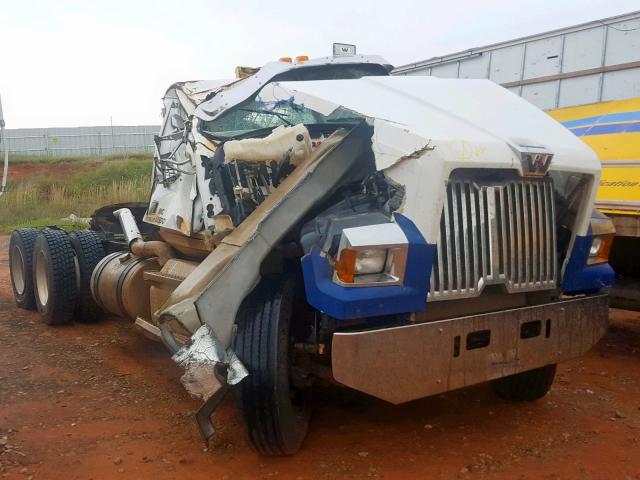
<box><xmin>32</xmin><ymin>228</ymin><xmax>79</xmax><ymax>325</ymax></box>
<box><xmin>9</xmin><ymin>228</ymin><xmax>39</xmax><ymax>310</ymax></box>
<box><xmin>69</xmin><ymin>229</ymin><xmax>106</xmax><ymax>322</ymax></box>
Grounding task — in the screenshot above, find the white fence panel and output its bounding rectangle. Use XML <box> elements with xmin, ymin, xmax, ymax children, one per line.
<box><xmin>1</xmin><ymin>125</ymin><xmax>160</xmax><ymax>158</ymax></box>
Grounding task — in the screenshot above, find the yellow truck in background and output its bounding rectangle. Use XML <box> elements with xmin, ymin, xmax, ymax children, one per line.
<box><xmin>549</xmin><ymin>98</ymin><xmax>640</xmax><ymax>306</ymax></box>
<box><xmin>548</xmin><ymin>98</ymin><xmax>640</xmax><ymax>229</ymax></box>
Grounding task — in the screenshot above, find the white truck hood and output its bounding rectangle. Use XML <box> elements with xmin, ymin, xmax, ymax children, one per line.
<box><xmin>256</xmin><ymin>76</ymin><xmax>600</xmax><ymax>239</ymax></box>
<box><xmin>262</xmin><ymin>76</ymin><xmax>599</xmax><ymax>174</ymax></box>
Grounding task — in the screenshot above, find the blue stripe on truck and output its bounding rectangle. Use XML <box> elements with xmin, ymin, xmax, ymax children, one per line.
<box><xmin>568</xmin><ymin>121</ymin><xmax>640</xmax><ymax>136</ymax></box>
<box><xmin>561</xmin><ymin>110</ymin><xmax>640</xmax><ymax>128</ymax></box>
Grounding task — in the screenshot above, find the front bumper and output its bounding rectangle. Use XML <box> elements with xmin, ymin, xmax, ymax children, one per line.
<box><xmin>331</xmin><ymin>294</ymin><xmax>608</xmax><ymax>404</ymax></box>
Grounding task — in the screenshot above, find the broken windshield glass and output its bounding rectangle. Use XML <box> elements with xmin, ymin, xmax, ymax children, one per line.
<box><xmin>200</xmin><ymin>93</ymin><xmax>362</xmax><ymax>140</ymax></box>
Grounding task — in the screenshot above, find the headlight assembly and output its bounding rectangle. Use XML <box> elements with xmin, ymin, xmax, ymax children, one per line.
<box><xmin>334</xmin><ymin>223</ymin><xmax>408</xmax><ymax>286</ymax></box>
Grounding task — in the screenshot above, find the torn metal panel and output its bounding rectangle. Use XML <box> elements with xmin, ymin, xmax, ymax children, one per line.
<box><xmin>172</xmin><ymin>80</ymin><xmax>233</xmax><ymax>116</ymax></box>
<box><xmin>172</xmin><ymin>324</ymin><xmax>248</xmax><ymax>400</ymax></box>
<box><xmin>158</xmin><ymin>124</ymin><xmax>371</xmax><ymax>349</ymax></box>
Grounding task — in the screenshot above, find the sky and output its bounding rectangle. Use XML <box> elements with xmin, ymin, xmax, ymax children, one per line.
<box><xmin>0</xmin><ymin>0</ymin><xmax>638</xmax><ymax>128</ymax></box>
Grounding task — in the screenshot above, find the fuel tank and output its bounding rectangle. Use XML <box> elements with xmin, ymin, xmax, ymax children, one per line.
<box><xmin>90</xmin><ymin>252</ymin><xmax>160</xmax><ymax>322</ymax></box>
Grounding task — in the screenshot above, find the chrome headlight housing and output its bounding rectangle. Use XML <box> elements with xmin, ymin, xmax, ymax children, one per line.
<box><xmin>333</xmin><ymin>223</ymin><xmax>408</xmax><ymax>286</ymax></box>
<box><xmin>588</xmin><ymin>210</ymin><xmax>615</xmax><ymax>265</ymax></box>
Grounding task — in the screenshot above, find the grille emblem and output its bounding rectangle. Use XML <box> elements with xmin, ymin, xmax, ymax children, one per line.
<box><xmin>513</xmin><ymin>145</ymin><xmax>554</xmax><ymax>176</ymax></box>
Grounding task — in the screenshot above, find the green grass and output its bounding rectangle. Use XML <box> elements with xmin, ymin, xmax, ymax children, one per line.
<box><xmin>5</xmin><ymin>217</ymin><xmax>87</xmax><ymax>231</ymax></box>
<box><xmin>0</xmin><ymin>155</ymin><xmax>153</xmax><ymax>233</ymax></box>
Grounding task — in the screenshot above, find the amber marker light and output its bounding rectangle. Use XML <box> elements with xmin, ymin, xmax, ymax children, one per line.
<box><xmin>335</xmin><ymin>248</ymin><xmax>357</xmax><ymax>284</ymax></box>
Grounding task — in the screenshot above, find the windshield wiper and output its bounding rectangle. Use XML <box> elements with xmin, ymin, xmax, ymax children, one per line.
<box><xmin>238</xmin><ymin>108</ymin><xmax>294</xmax><ymax>126</ymax></box>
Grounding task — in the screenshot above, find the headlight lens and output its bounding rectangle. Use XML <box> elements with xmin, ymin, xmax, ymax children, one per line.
<box><xmin>334</xmin><ymin>223</ymin><xmax>408</xmax><ymax>287</ymax></box>
<box><xmin>355</xmin><ymin>248</ymin><xmax>387</xmax><ymax>274</ymax></box>
<box><xmin>587</xmin><ymin>234</ymin><xmax>614</xmax><ymax>265</ymax></box>
<box><xmin>589</xmin><ymin>236</ymin><xmax>602</xmax><ymax>257</ymax></box>
<box><xmin>587</xmin><ymin>211</ymin><xmax>615</xmax><ymax>266</ymax></box>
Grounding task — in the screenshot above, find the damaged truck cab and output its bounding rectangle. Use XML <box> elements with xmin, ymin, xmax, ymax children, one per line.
<box><xmin>9</xmin><ymin>54</ymin><xmax>615</xmax><ymax>456</ymax></box>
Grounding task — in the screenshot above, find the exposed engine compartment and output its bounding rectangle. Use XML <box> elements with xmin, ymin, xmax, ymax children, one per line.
<box><xmin>200</xmin><ymin>124</ymin><xmax>336</xmax><ymax>227</ymax></box>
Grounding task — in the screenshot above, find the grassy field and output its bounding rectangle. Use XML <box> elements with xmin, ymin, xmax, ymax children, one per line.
<box><xmin>0</xmin><ymin>154</ymin><xmax>153</xmax><ymax>233</ymax></box>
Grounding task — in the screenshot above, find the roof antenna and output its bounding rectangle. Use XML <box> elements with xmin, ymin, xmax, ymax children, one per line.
<box><xmin>0</xmin><ymin>94</ymin><xmax>7</xmax><ymax>197</ymax></box>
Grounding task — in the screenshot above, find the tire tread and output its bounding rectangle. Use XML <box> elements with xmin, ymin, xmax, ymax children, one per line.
<box><xmin>492</xmin><ymin>364</ymin><xmax>557</xmax><ymax>401</ymax></box>
<box><xmin>235</xmin><ymin>277</ymin><xmax>308</xmax><ymax>456</ymax></box>
<box><xmin>9</xmin><ymin>228</ymin><xmax>39</xmax><ymax>310</ymax></box>
<box><xmin>69</xmin><ymin>230</ymin><xmax>105</xmax><ymax>322</ymax></box>
<box><xmin>34</xmin><ymin>229</ymin><xmax>78</xmax><ymax>325</ymax></box>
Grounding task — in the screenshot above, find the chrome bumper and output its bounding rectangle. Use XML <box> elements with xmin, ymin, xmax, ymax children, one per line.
<box><xmin>331</xmin><ymin>294</ymin><xmax>608</xmax><ymax>404</ymax></box>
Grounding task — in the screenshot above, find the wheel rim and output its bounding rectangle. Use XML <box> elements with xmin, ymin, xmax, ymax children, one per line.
<box><xmin>35</xmin><ymin>250</ymin><xmax>49</xmax><ymax>307</ymax></box>
<box><xmin>11</xmin><ymin>245</ymin><xmax>26</xmax><ymax>295</ymax></box>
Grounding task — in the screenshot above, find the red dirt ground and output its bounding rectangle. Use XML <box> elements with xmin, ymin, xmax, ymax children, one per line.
<box><xmin>1</xmin><ymin>234</ymin><xmax>639</xmax><ymax>479</ymax></box>
<box><xmin>6</xmin><ymin>162</ymin><xmax>102</xmax><ymax>182</ymax></box>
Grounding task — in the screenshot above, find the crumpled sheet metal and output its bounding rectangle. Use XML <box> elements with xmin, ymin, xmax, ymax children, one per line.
<box><xmin>172</xmin><ymin>324</ymin><xmax>248</xmax><ymax>400</ymax></box>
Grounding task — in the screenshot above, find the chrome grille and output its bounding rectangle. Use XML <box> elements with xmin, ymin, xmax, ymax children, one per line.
<box><xmin>429</xmin><ymin>177</ymin><xmax>557</xmax><ymax>300</ymax></box>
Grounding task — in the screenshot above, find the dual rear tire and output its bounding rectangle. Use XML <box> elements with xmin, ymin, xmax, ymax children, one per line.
<box><xmin>9</xmin><ymin>228</ymin><xmax>105</xmax><ymax>324</ymax></box>
<box><xmin>69</xmin><ymin>230</ymin><xmax>105</xmax><ymax>322</ymax></box>
<box><xmin>9</xmin><ymin>228</ymin><xmax>39</xmax><ymax>310</ymax></box>
<box><xmin>32</xmin><ymin>229</ymin><xmax>78</xmax><ymax>324</ymax></box>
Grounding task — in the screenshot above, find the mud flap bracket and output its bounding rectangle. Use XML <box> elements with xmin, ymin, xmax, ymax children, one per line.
<box><xmin>170</xmin><ymin>324</ymin><xmax>249</xmax><ymax>443</ymax></box>
<box><xmin>195</xmin><ymin>364</ymin><xmax>231</xmax><ymax>444</ymax></box>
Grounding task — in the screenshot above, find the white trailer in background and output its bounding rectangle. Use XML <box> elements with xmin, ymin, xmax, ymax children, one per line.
<box><xmin>392</xmin><ymin>10</ymin><xmax>640</xmax><ymax>110</ymax></box>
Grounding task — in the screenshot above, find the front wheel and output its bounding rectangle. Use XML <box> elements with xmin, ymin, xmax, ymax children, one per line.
<box><xmin>234</xmin><ymin>275</ymin><xmax>310</xmax><ymax>456</ymax></box>
<box><xmin>492</xmin><ymin>364</ymin><xmax>557</xmax><ymax>401</ymax></box>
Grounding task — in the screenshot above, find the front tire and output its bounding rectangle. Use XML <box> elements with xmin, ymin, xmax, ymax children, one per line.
<box><xmin>492</xmin><ymin>364</ymin><xmax>557</xmax><ymax>401</ymax></box>
<box><xmin>9</xmin><ymin>228</ymin><xmax>39</xmax><ymax>310</ymax></box>
<box><xmin>32</xmin><ymin>229</ymin><xmax>78</xmax><ymax>325</ymax></box>
<box><xmin>234</xmin><ymin>275</ymin><xmax>310</xmax><ymax>456</ymax></box>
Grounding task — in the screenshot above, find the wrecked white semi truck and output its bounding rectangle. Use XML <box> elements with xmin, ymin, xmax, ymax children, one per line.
<box><xmin>9</xmin><ymin>54</ymin><xmax>615</xmax><ymax>455</ymax></box>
